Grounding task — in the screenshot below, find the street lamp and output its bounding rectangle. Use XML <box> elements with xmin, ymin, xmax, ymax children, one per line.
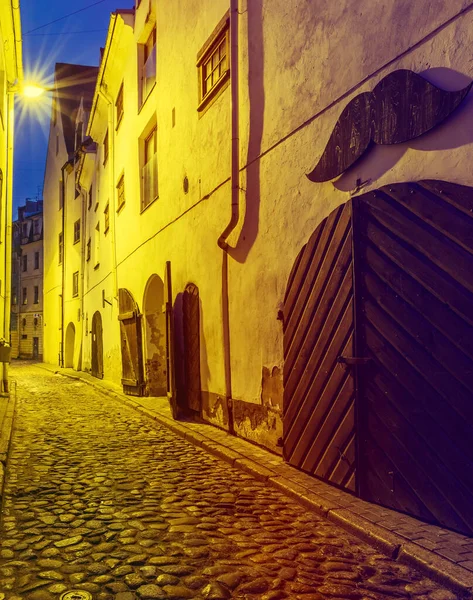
<box><xmin>22</xmin><ymin>84</ymin><xmax>47</xmax><ymax>98</ymax></box>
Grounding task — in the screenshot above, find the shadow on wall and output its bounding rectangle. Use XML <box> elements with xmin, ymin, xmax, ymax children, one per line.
<box><xmin>335</xmin><ymin>68</ymin><xmax>473</xmax><ymax>192</ymax></box>
<box><xmin>230</xmin><ymin>0</ymin><xmax>265</xmax><ymax>264</ymax></box>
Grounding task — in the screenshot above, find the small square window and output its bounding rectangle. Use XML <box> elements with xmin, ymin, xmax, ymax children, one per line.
<box><xmin>104</xmin><ymin>203</ymin><xmax>110</xmax><ymax>234</ymax></box>
<box><xmin>197</xmin><ymin>15</ymin><xmax>230</xmax><ymax>111</ymax></box>
<box><xmin>103</xmin><ymin>130</ymin><xmax>109</xmax><ymax>165</ymax></box>
<box><xmin>73</xmin><ymin>219</ymin><xmax>80</xmax><ymax>244</ymax></box>
<box><xmin>116</xmin><ymin>83</ymin><xmax>124</xmax><ymax>127</ymax></box>
<box><xmin>72</xmin><ymin>271</ymin><xmax>79</xmax><ymax>297</ymax></box>
<box><xmin>22</xmin><ymin>254</ymin><xmax>27</xmax><ymax>272</ymax></box>
<box><xmin>117</xmin><ymin>174</ymin><xmax>125</xmax><ymax>211</ymax></box>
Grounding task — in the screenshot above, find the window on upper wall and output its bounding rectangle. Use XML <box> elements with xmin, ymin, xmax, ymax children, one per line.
<box><xmin>72</xmin><ymin>272</ymin><xmax>79</xmax><ymax>297</ymax></box>
<box><xmin>22</xmin><ymin>287</ymin><xmax>27</xmax><ymax>305</ymax></box>
<box><xmin>86</xmin><ymin>238</ymin><xmax>91</xmax><ymax>261</ymax></box>
<box><xmin>12</xmin><ymin>288</ymin><xmax>17</xmax><ymax>305</ymax></box>
<box><xmin>34</xmin><ymin>286</ymin><xmax>39</xmax><ymax>304</ymax></box>
<box><xmin>104</xmin><ymin>203</ymin><xmax>110</xmax><ymax>234</ymax></box>
<box><xmin>140</xmin><ymin>28</ymin><xmax>156</xmax><ymax>105</ymax></box>
<box><xmin>22</xmin><ymin>222</ymin><xmax>28</xmax><ymax>238</ymax></box>
<box><xmin>116</xmin><ymin>173</ymin><xmax>125</xmax><ymax>212</ymax></box>
<box><xmin>34</xmin><ymin>220</ymin><xmax>40</xmax><ymax>235</ymax></box>
<box><xmin>73</xmin><ymin>219</ymin><xmax>80</xmax><ymax>244</ymax></box>
<box><xmin>141</xmin><ymin>127</ymin><xmax>158</xmax><ymax>211</ymax></box>
<box><xmin>34</xmin><ymin>251</ymin><xmax>40</xmax><ymax>270</ymax></box>
<box><xmin>88</xmin><ymin>184</ymin><xmax>93</xmax><ymax>210</ymax></box>
<box><xmin>59</xmin><ymin>232</ymin><xmax>63</xmax><ymax>264</ymax></box>
<box><xmin>103</xmin><ymin>130</ymin><xmax>109</xmax><ymax>165</ymax></box>
<box><xmin>22</xmin><ymin>254</ymin><xmax>27</xmax><ymax>272</ymax></box>
<box><xmin>116</xmin><ymin>83</ymin><xmax>124</xmax><ymax>127</ymax></box>
<box><xmin>197</xmin><ymin>14</ymin><xmax>230</xmax><ymax>111</ymax></box>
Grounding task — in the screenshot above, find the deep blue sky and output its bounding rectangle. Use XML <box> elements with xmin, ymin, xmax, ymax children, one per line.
<box><xmin>14</xmin><ymin>0</ymin><xmax>134</xmax><ymax>215</ymax></box>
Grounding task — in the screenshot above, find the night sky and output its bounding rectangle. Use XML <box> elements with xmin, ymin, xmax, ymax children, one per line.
<box><xmin>14</xmin><ymin>0</ymin><xmax>134</xmax><ymax>214</ymax></box>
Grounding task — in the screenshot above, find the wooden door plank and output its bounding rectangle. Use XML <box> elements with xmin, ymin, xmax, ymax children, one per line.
<box><xmin>283</xmin><ymin>244</ymin><xmax>353</xmax><ymax>396</ymax></box>
<box><xmin>366</xmin><ymin>385</ymin><xmax>473</xmax><ymax>532</ymax></box>
<box><xmin>363</xmin><ymin>300</ymin><xmax>473</xmax><ymax>428</ymax></box>
<box><xmin>362</xmin><ymin>243</ymin><xmax>473</xmax><ymax>361</ymax></box>
<box><xmin>363</xmin><ymin>218</ymin><xmax>473</xmax><ymax>325</ymax></box>
<box><xmin>284</xmin><ymin>204</ymin><xmax>351</xmax><ymax>354</ymax></box>
<box><xmin>383</xmin><ymin>183</ymin><xmax>473</xmax><ymax>255</ymax></box>
<box><xmin>362</xmin><ymin>268</ymin><xmax>473</xmax><ymax>391</ymax></box>
<box><xmin>360</xmin><ymin>194</ymin><xmax>473</xmax><ymax>294</ymax></box>
<box><xmin>284</xmin><ymin>296</ymin><xmax>353</xmax><ymax>440</ymax></box>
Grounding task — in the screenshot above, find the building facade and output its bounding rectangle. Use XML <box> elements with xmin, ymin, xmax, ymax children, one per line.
<box><xmin>0</xmin><ymin>1</ymin><xmax>23</xmax><ymax>388</ymax></box>
<box><xmin>11</xmin><ymin>200</ymin><xmax>43</xmax><ymax>359</ymax></box>
<box><xmin>43</xmin><ymin>1</ymin><xmax>473</xmax><ymax>536</ymax></box>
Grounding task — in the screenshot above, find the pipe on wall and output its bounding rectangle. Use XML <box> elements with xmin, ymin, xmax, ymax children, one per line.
<box><xmin>59</xmin><ymin>162</ymin><xmax>69</xmax><ymax>367</ymax></box>
<box><xmin>97</xmin><ymin>85</ymin><xmax>118</xmax><ymax>303</ymax></box>
<box><xmin>217</xmin><ymin>0</ymin><xmax>240</xmax><ymax>434</ymax></box>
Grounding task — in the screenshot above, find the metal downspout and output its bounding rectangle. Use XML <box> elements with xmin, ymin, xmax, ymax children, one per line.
<box><xmin>60</xmin><ymin>163</ymin><xmax>68</xmax><ymax>367</ymax></box>
<box><xmin>97</xmin><ymin>86</ymin><xmax>118</xmax><ymax>303</ymax></box>
<box><xmin>3</xmin><ymin>91</ymin><xmax>15</xmax><ymax>391</ymax></box>
<box><xmin>217</xmin><ymin>0</ymin><xmax>239</xmax><ymax>434</ymax></box>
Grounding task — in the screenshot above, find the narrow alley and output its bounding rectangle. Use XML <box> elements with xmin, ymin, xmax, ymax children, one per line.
<box><xmin>0</xmin><ymin>364</ymin><xmax>460</xmax><ymax>600</ymax></box>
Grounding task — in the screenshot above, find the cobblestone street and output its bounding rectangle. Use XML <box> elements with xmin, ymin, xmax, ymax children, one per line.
<box><xmin>0</xmin><ymin>364</ymin><xmax>460</xmax><ymax>599</ymax></box>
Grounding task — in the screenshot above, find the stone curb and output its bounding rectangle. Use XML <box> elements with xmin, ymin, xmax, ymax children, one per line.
<box><xmin>34</xmin><ymin>363</ymin><xmax>473</xmax><ymax>597</ymax></box>
<box><xmin>0</xmin><ymin>384</ymin><xmax>17</xmax><ymax>505</ymax></box>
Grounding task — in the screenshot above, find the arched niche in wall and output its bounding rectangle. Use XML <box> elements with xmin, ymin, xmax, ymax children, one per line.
<box><xmin>142</xmin><ymin>274</ymin><xmax>167</xmax><ymax>396</ymax></box>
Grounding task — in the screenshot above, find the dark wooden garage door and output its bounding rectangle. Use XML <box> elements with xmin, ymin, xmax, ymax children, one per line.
<box><xmin>355</xmin><ymin>181</ymin><xmax>473</xmax><ymax>535</ymax></box>
<box><xmin>283</xmin><ymin>201</ymin><xmax>357</xmax><ymax>492</ymax></box>
<box><xmin>283</xmin><ymin>180</ymin><xmax>473</xmax><ymax>535</ymax></box>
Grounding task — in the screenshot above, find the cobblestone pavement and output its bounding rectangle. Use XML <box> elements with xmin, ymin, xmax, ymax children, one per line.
<box><xmin>0</xmin><ymin>365</ymin><xmax>460</xmax><ymax>600</ymax></box>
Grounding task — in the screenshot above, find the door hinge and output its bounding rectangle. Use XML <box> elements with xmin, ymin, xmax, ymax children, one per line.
<box><xmin>337</xmin><ymin>356</ymin><xmax>372</xmax><ymax>366</ymax></box>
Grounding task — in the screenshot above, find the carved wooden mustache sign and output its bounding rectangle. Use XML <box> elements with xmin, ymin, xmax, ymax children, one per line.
<box><xmin>307</xmin><ymin>69</ymin><xmax>472</xmax><ymax>183</ymax></box>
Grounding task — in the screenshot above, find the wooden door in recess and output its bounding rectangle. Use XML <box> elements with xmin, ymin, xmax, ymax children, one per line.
<box><xmin>118</xmin><ymin>288</ymin><xmax>144</xmax><ymax>396</ymax></box>
<box><xmin>91</xmin><ymin>312</ymin><xmax>103</xmax><ymax>379</ymax></box>
<box><xmin>183</xmin><ymin>283</ymin><xmax>201</xmax><ymax>413</ymax></box>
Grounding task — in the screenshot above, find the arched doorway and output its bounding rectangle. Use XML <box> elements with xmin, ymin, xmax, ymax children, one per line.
<box><xmin>283</xmin><ymin>180</ymin><xmax>473</xmax><ymax>536</ymax></box>
<box><xmin>65</xmin><ymin>322</ymin><xmax>75</xmax><ymax>368</ymax></box>
<box><xmin>143</xmin><ymin>275</ymin><xmax>166</xmax><ymax>396</ymax></box>
<box><xmin>183</xmin><ymin>283</ymin><xmax>201</xmax><ymax>414</ymax></box>
<box><xmin>91</xmin><ymin>311</ymin><xmax>103</xmax><ymax>379</ymax></box>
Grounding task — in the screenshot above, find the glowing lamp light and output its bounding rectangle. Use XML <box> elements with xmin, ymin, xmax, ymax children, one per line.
<box><xmin>22</xmin><ymin>84</ymin><xmax>46</xmax><ymax>98</ymax></box>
